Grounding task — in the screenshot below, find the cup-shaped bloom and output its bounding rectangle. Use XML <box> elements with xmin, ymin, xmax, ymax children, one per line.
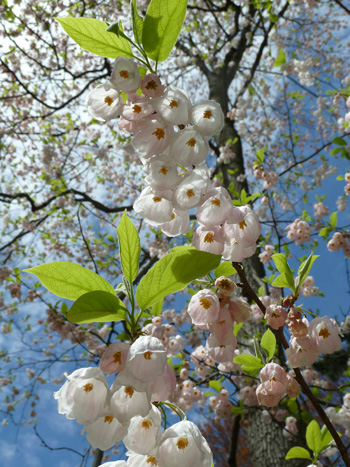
<box><xmin>228</xmin><ymin>297</ymin><xmax>251</xmax><ymax>323</ymax></box>
<box><xmin>260</xmin><ymin>363</ymin><xmax>288</xmax><ymax>388</ymax></box>
<box><xmin>191</xmin><ymin>100</ymin><xmax>224</xmax><ymax>136</ymax></box>
<box><xmin>256</xmin><ymin>380</ymin><xmax>285</xmax><ymax>407</ymax></box>
<box><xmin>286</xmin><ymin>374</ymin><xmax>300</xmax><ymax>398</ymax></box>
<box><xmin>132</xmin><ymin>117</ymin><xmax>173</xmax><ymax>159</ymax></box>
<box><xmin>126</xmin><ymin>452</ymin><xmax>160</xmax><ymax>467</ymax></box>
<box><xmin>173</xmin><ymin>166</ymin><xmax>210</xmax><ymax>210</ymax></box>
<box><xmin>192</xmin><ymin>225</ymin><xmax>225</xmax><ymax>255</ymax></box>
<box><xmin>151</xmin><ymin>363</ymin><xmax>177</xmax><ymax>402</ymax></box>
<box><xmin>87</xmin><ymin>84</ymin><xmax>123</xmax><ymax>122</ymax></box>
<box><xmin>266</xmin><ymin>305</ymin><xmax>287</xmax><ymax>330</ymax></box>
<box><xmin>141</xmin><ymin>73</ymin><xmax>165</xmax><ymax>98</ymax></box>
<box><xmin>206</xmin><ymin>332</ymin><xmax>237</xmax><ymax>363</ymax></box>
<box><xmin>188</xmin><ymin>289</ymin><xmax>220</xmax><ymax>327</ymax></box>
<box><xmin>110</xmin><ymin>371</ymin><xmax>152</xmax><ymax>425</ymax></box>
<box><xmin>123</xmin><ymin>405</ymin><xmax>162</xmax><ymax>455</ymax></box>
<box><xmin>118</xmin><ymin>117</ymin><xmax>144</xmax><ymax>133</ymax></box>
<box><xmin>84</xmin><ymin>413</ymin><xmax>128</xmax><ymax>450</ymax></box>
<box><xmin>222</xmin><ymin>238</ymin><xmax>256</xmax><ymax>262</ymax></box>
<box><xmin>224</xmin><ymin>205</ymin><xmax>262</xmax><ymax>247</ymax></box>
<box><xmin>215</xmin><ymin>276</ymin><xmax>236</xmax><ymax>296</ymax></box>
<box><xmin>134</xmin><ymin>187</ymin><xmax>174</xmax><ymax>226</ymax></box>
<box><xmin>122</xmin><ymin>95</ymin><xmax>154</xmax><ymax>122</ymax></box>
<box><xmin>196</xmin><ymin>187</ymin><xmax>239</xmax><ymax>228</ymax></box>
<box><xmin>286</xmin><ymin>336</ymin><xmax>320</xmax><ymax>368</ymax></box>
<box><xmin>54</xmin><ymin>367</ymin><xmax>108</xmax><ymax>425</ymax></box>
<box><xmin>152</xmin><ymin>87</ymin><xmax>191</xmax><ymax>125</ymax></box>
<box><xmin>111</xmin><ymin>57</ymin><xmax>141</xmax><ymax>93</ymax></box>
<box><xmin>157</xmin><ymin>420</ymin><xmax>213</xmax><ymax>467</ymax></box>
<box><xmin>145</xmin><ymin>155</ymin><xmax>180</xmax><ymax>191</ymax></box>
<box><xmin>159</xmin><ymin>209</ymin><xmax>190</xmax><ymax>237</ymax></box>
<box><xmin>169</xmin><ymin>128</ymin><xmax>209</xmax><ymax>167</ymax></box>
<box><xmin>309</xmin><ymin>316</ymin><xmax>342</xmax><ymax>354</ymax></box>
<box><xmin>99</xmin><ymin>342</ymin><xmax>130</xmax><ymax>375</ymax></box>
<box><xmin>125</xmin><ymin>336</ymin><xmax>167</xmax><ymax>383</ymax></box>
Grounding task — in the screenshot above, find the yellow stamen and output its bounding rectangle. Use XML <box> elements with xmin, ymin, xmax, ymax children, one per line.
<box><xmin>104</xmin><ymin>416</ymin><xmax>113</xmax><ymax>424</ymax></box>
<box><xmin>141</xmin><ymin>418</ymin><xmax>153</xmax><ymax>430</ymax></box>
<box><xmin>145</xmin><ymin>80</ymin><xmax>158</xmax><ymax>90</ymax></box>
<box><xmin>104</xmin><ymin>96</ymin><xmax>113</xmax><ymax>106</ymax></box>
<box><xmin>153</xmin><ymin>196</ymin><xmax>162</xmax><ymax>203</ymax></box>
<box><xmin>159</xmin><ymin>166</ymin><xmax>168</xmax><ymax>175</ymax></box>
<box><xmin>146</xmin><ymin>457</ymin><xmax>158</xmax><ymax>466</ymax></box>
<box><xmin>125</xmin><ymin>386</ymin><xmax>134</xmax><ymax>398</ymax></box>
<box><xmin>152</xmin><ymin>128</ymin><xmax>165</xmax><ymax>140</ymax></box>
<box><xmin>113</xmin><ymin>351</ymin><xmax>122</xmax><ymax>365</ymax></box>
<box><xmin>203</xmin><ymin>110</ymin><xmax>212</xmax><ymax>119</ymax></box>
<box><xmin>200</xmin><ymin>298</ymin><xmax>212</xmax><ymax>310</ymax></box>
<box><xmin>319</xmin><ymin>327</ymin><xmax>331</xmax><ymax>339</ymax></box>
<box><xmin>83</xmin><ymin>383</ymin><xmax>93</xmax><ymax>393</ymax></box>
<box><xmin>133</xmin><ymin>104</ymin><xmax>142</xmax><ymax>114</ymax></box>
<box><xmin>177</xmin><ymin>437</ymin><xmax>189</xmax><ymax>450</ymax></box>
<box><xmin>119</xmin><ymin>70</ymin><xmax>129</xmax><ymax>79</ymax></box>
<box><xmin>169</xmin><ymin>99</ymin><xmax>178</xmax><ymax>108</ymax></box>
<box><xmin>211</xmin><ymin>198</ymin><xmax>220</xmax><ymax>207</ymax></box>
<box><xmin>144</xmin><ymin>351</ymin><xmax>152</xmax><ymax>360</ymax></box>
<box><xmin>186</xmin><ymin>189</ymin><xmax>195</xmax><ymax>198</ymax></box>
<box><xmin>204</xmin><ymin>232</ymin><xmax>214</xmax><ymax>243</ymax></box>
<box><xmin>239</xmin><ymin>220</ymin><xmax>247</xmax><ymax>230</ymax></box>
<box><xmin>186</xmin><ymin>137</ymin><xmax>196</xmax><ymax>147</ymax></box>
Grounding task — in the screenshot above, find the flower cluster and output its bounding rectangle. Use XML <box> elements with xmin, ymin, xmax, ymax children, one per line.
<box><xmin>256</xmin><ymin>363</ymin><xmax>300</xmax><ymax>408</ymax></box>
<box><xmin>298</xmin><ymin>276</ymin><xmax>320</xmax><ymax>297</ymax></box>
<box><xmin>258</xmin><ymin>244</ymin><xmax>274</xmax><ymax>264</ymax></box>
<box><xmin>253</xmin><ymin>165</ymin><xmax>279</xmax><ymax>190</ymax></box>
<box><xmin>54</xmin><ymin>335</ymin><xmax>213</xmax><ymax>466</ymax></box>
<box><xmin>87</xmin><ymin>57</ymin><xmax>261</xmax><ymax>262</ymax></box>
<box><xmin>327</xmin><ymin>232</ymin><xmax>350</xmax><ymax>257</ymax></box>
<box><xmin>285</xmin><ymin>218</ymin><xmax>312</xmax><ymax>245</ymax></box>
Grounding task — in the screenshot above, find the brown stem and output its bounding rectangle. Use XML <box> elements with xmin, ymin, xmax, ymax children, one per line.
<box><xmin>232</xmin><ymin>262</ymin><xmax>350</xmax><ymax>467</ymax></box>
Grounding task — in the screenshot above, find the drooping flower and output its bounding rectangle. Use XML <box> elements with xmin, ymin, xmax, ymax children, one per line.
<box><xmin>152</xmin><ymin>86</ymin><xmax>192</xmax><ymax>125</ymax></box>
<box><xmin>87</xmin><ymin>84</ymin><xmax>123</xmax><ymax>122</ymax></box>
<box><xmin>111</xmin><ymin>57</ymin><xmax>141</xmax><ymax>93</ymax></box>
<box><xmin>187</xmin><ymin>289</ymin><xmax>220</xmax><ymax>327</ymax></box>
<box><xmin>123</xmin><ymin>405</ymin><xmax>162</xmax><ymax>455</ymax></box>
<box><xmin>84</xmin><ymin>413</ymin><xmax>128</xmax><ymax>451</ymax></box>
<box><xmin>125</xmin><ymin>336</ymin><xmax>167</xmax><ymax>383</ymax></box>
<box><xmin>191</xmin><ymin>99</ymin><xmax>225</xmax><ymax>136</ymax></box>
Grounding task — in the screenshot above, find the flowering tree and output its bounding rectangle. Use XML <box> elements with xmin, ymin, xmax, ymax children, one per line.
<box><xmin>1</xmin><ymin>0</ymin><xmax>350</xmax><ymax>466</ymax></box>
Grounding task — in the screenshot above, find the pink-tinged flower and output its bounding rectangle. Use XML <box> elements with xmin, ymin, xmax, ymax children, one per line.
<box><xmin>309</xmin><ymin>316</ymin><xmax>342</xmax><ymax>354</ymax></box>
<box><xmin>228</xmin><ymin>297</ymin><xmax>251</xmax><ymax>323</ymax></box>
<box><xmin>126</xmin><ymin>336</ymin><xmax>167</xmax><ymax>383</ymax></box>
<box><xmin>286</xmin><ymin>374</ymin><xmax>300</xmax><ymax>398</ymax></box>
<box><xmin>206</xmin><ymin>332</ymin><xmax>237</xmax><ymax>363</ymax></box>
<box><xmin>110</xmin><ymin>371</ymin><xmax>152</xmax><ymax>425</ymax></box>
<box><xmin>99</xmin><ymin>342</ymin><xmax>130</xmax><ymax>375</ymax></box>
<box><xmin>150</xmin><ymin>362</ymin><xmax>176</xmax><ymax>401</ymax></box>
<box><xmin>152</xmin><ymin>86</ymin><xmax>191</xmax><ymax>125</ymax></box>
<box><xmin>196</xmin><ymin>187</ymin><xmax>240</xmax><ymax>228</ymax></box>
<box><xmin>173</xmin><ymin>166</ymin><xmax>210</xmax><ymax>210</ymax></box>
<box><xmin>169</xmin><ymin>128</ymin><xmax>209</xmax><ymax>167</ymax></box>
<box><xmin>265</xmin><ymin>305</ymin><xmax>287</xmax><ymax>330</ymax></box>
<box><xmin>157</xmin><ymin>420</ymin><xmax>213</xmax><ymax>467</ymax></box>
<box><xmin>188</xmin><ymin>289</ymin><xmax>220</xmax><ymax>327</ymax></box>
<box><xmin>145</xmin><ymin>155</ymin><xmax>179</xmax><ymax>191</ymax></box>
<box><xmin>260</xmin><ymin>363</ymin><xmax>288</xmax><ymax>388</ymax></box>
<box><xmin>123</xmin><ymin>405</ymin><xmax>162</xmax><ymax>455</ymax></box>
<box><xmin>286</xmin><ymin>336</ymin><xmax>320</xmax><ymax>368</ymax></box>
<box><xmin>191</xmin><ymin>99</ymin><xmax>225</xmax><ymax>136</ymax></box>
<box><xmin>288</xmin><ymin>319</ymin><xmax>308</xmax><ymax>337</ymax></box>
<box><xmin>222</xmin><ymin>240</ymin><xmax>257</xmax><ymax>262</ymax></box>
<box><xmin>132</xmin><ymin>117</ymin><xmax>173</xmax><ymax>159</ymax></box>
<box><xmin>87</xmin><ymin>84</ymin><xmax>123</xmax><ymax>122</ymax></box>
<box><xmin>133</xmin><ymin>187</ymin><xmax>174</xmax><ymax>226</ymax></box>
<box><xmin>224</xmin><ymin>205</ymin><xmax>262</xmax><ymax>247</ymax></box>
<box><xmin>256</xmin><ymin>380</ymin><xmax>285</xmax><ymax>407</ymax></box>
<box><xmin>215</xmin><ymin>276</ymin><xmax>236</xmax><ymax>296</ymax></box>
<box><xmin>84</xmin><ymin>413</ymin><xmax>127</xmax><ymax>451</ymax></box>
<box><xmin>118</xmin><ymin>116</ymin><xmax>145</xmax><ymax>133</ymax></box>
<box><xmin>122</xmin><ymin>95</ymin><xmax>154</xmax><ymax>121</ymax></box>
<box><xmin>111</xmin><ymin>57</ymin><xmax>141</xmax><ymax>93</ymax></box>
<box><xmin>192</xmin><ymin>225</ymin><xmax>225</xmax><ymax>255</ymax></box>
<box><xmin>54</xmin><ymin>367</ymin><xmax>109</xmax><ymax>425</ymax></box>
<box><xmin>159</xmin><ymin>209</ymin><xmax>190</xmax><ymax>237</ymax></box>
<box><xmin>141</xmin><ymin>73</ymin><xmax>165</xmax><ymax>98</ymax></box>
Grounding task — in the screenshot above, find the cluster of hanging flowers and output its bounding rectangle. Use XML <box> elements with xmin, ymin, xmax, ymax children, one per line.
<box><xmin>86</xmin><ymin>57</ymin><xmax>261</xmax><ymax>262</ymax></box>
<box><xmin>54</xmin><ymin>335</ymin><xmax>213</xmax><ymax>466</ymax></box>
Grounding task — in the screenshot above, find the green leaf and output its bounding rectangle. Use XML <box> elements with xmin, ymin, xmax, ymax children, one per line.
<box><xmin>256</xmin><ymin>148</ymin><xmax>264</xmax><ymax>163</ymax></box>
<box><xmin>55</xmin><ymin>17</ymin><xmax>133</xmax><ymax>58</ymax></box>
<box><xmin>273</xmin><ymin>49</ymin><xmax>286</xmax><ymax>67</ymax></box>
<box><xmin>209</xmin><ymin>380</ymin><xmax>221</xmax><ymax>392</ymax></box>
<box><xmin>260</xmin><ymin>329</ymin><xmax>276</xmax><ymax>362</ymax></box>
<box><xmin>320</xmin><ymin>425</ymin><xmax>334</xmax><ymax>451</ymax></box>
<box><xmin>234</xmin><ymin>322</ymin><xmax>243</xmax><ymax>336</ymax></box>
<box><xmin>319</xmin><ymin>227</ymin><xmax>331</xmax><ymax>237</ymax></box>
<box><xmin>233</xmin><ymin>354</ymin><xmax>264</xmax><ymax>374</ymax></box>
<box><xmin>67</xmin><ymin>291</ymin><xmax>127</xmax><ymax>323</ymax></box>
<box><xmin>130</xmin><ymin>0</ymin><xmax>144</xmax><ymax>45</ymax></box>
<box><xmin>337</xmin><ymin>175</ymin><xmax>345</xmax><ymax>180</ymax></box>
<box><xmin>240</xmin><ymin>188</ymin><xmax>248</xmax><ymax>204</ymax></box>
<box><xmin>306</xmin><ymin>420</ymin><xmax>322</xmax><ymax>456</ymax></box>
<box><xmin>329</xmin><ymin>211</ymin><xmax>337</xmax><ymax>228</ymax></box>
<box><xmin>297</xmin><ymin>252</ymin><xmax>319</xmax><ymax>292</ymax></box>
<box><xmin>136</xmin><ymin>249</ymin><xmax>221</xmax><ymax>310</ymax></box>
<box><xmin>285</xmin><ymin>447</ymin><xmax>312</xmax><ymax>460</ymax></box>
<box><xmin>117</xmin><ymin>211</ymin><xmax>140</xmax><ymax>284</ymax></box>
<box><xmin>230</xmin><ymin>406</ymin><xmax>243</xmax><ymax>414</ymax></box>
<box><xmin>23</xmin><ymin>262</ymin><xmax>115</xmax><ymax>300</ymax></box>
<box><xmin>271</xmin><ymin>253</ymin><xmax>295</xmax><ymax>290</ymax></box>
<box><xmin>213</xmin><ymin>262</ymin><xmax>237</xmax><ymax>278</ymax></box>
<box><xmin>333</xmin><ymin>136</ymin><xmax>347</xmax><ymax>146</ymax></box>
<box><xmin>271</xmin><ymin>273</ymin><xmax>294</xmax><ymax>289</ymax></box>
<box><xmin>151</xmin><ymin>297</ymin><xmax>163</xmax><ymax>317</ymax></box>
<box><xmin>142</xmin><ymin>0</ymin><xmax>188</xmax><ymax>62</ymax></box>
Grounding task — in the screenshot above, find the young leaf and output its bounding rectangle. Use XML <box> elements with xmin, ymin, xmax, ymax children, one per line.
<box><xmin>209</xmin><ymin>380</ymin><xmax>221</xmax><ymax>392</ymax></box>
<box><xmin>136</xmin><ymin>249</ymin><xmax>221</xmax><ymax>310</ymax></box>
<box><xmin>273</xmin><ymin>49</ymin><xmax>286</xmax><ymax>67</ymax></box>
<box><xmin>117</xmin><ymin>211</ymin><xmax>140</xmax><ymax>284</ymax></box>
<box><xmin>306</xmin><ymin>420</ymin><xmax>322</xmax><ymax>456</ymax></box>
<box><xmin>214</xmin><ymin>262</ymin><xmax>237</xmax><ymax>278</ymax></box>
<box><xmin>329</xmin><ymin>211</ymin><xmax>337</xmax><ymax>228</ymax></box>
<box><xmin>151</xmin><ymin>297</ymin><xmax>164</xmax><ymax>317</ymax></box>
<box><xmin>23</xmin><ymin>262</ymin><xmax>115</xmax><ymax>300</ymax></box>
<box><xmin>142</xmin><ymin>0</ymin><xmax>188</xmax><ymax>62</ymax></box>
<box><xmin>271</xmin><ymin>273</ymin><xmax>294</xmax><ymax>289</ymax></box>
<box><xmin>297</xmin><ymin>252</ymin><xmax>319</xmax><ymax>292</ymax></box>
<box><xmin>233</xmin><ymin>354</ymin><xmax>264</xmax><ymax>372</ymax></box>
<box><xmin>260</xmin><ymin>329</ymin><xmax>276</xmax><ymax>362</ymax></box>
<box><xmin>55</xmin><ymin>18</ymin><xmax>133</xmax><ymax>58</ymax></box>
<box><xmin>130</xmin><ymin>0</ymin><xmax>144</xmax><ymax>45</ymax></box>
<box><xmin>271</xmin><ymin>253</ymin><xmax>295</xmax><ymax>290</ymax></box>
<box><xmin>234</xmin><ymin>322</ymin><xmax>243</xmax><ymax>336</ymax></box>
<box><xmin>320</xmin><ymin>425</ymin><xmax>334</xmax><ymax>451</ymax></box>
<box><xmin>285</xmin><ymin>447</ymin><xmax>312</xmax><ymax>460</ymax></box>
<box><xmin>67</xmin><ymin>291</ymin><xmax>128</xmax><ymax>323</ymax></box>
<box><xmin>333</xmin><ymin>136</ymin><xmax>347</xmax><ymax>146</ymax></box>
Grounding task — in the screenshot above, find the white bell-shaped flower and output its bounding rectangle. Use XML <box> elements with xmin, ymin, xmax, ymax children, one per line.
<box><xmin>159</xmin><ymin>209</ymin><xmax>190</xmax><ymax>237</ymax></box>
<box><xmin>111</xmin><ymin>57</ymin><xmax>141</xmax><ymax>93</ymax></box>
<box><xmin>169</xmin><ymin>128</ymin><xmax>209</xmax><ymax>167</ymax></box>
<box><xmin>126</xmin><ymin>452</ymin><xmax>160</xmax><ymax>467</ymax></box>
<box><xmin>122</xmin><ymin>95</ymin><xmax>154</xmax><ymax>121</ymax></box>
<box><xmin>222</xmin><ymin>239</ymin><xmax>257</xmax><ymax>262</ymax></box>
<box><xmin>309</xmin><ymin>316</ymin><xmax>342</xmax><ymax>354</ymax></box>
<box><xmin>110</xmin><ymin>370</ymin><xmax>152</xmax><ymax>425</ymax></box>
<box><xmin>188</xmin><ymin>289</ymin><xmax>220</xmax><ymax>327</ymax></box>
<box><xmin>123</xmin><ymin>405</ymin><xmax>162</xmax><ymax>455</ymax></box>
<box><xmin>191</xmin><ymin>99</ymin><xmax>224</xmax><ymax>136</ymax></box>
<box><xmin>173</xmin><ymin>166</ymin><xmax>210</xmax><ymax>210</ymax></box>
<box><xmin>87</xmin><ymin>84</ymin><xmax>123</xmax><ymax>122</ymax></box>
<box><xmin>99</xmin><ymin>461</ymin><xmax>128</xmax><ymax>467</ymax></box>
<box><xmin>54</xmin><ymin>367</ymin><xmax>109</xmax><ymax>425</ymax></box>
<box><xmin>84</xmin><ymin>413</ymin><xmax>128</xmax><ymax>451</ymax></box>
<box><xmin>224</xmin><ymin>205</ymin><xmax>262</xmax><ymax>247</ymax></box>
<box><xmin>152</xmin><ymin>86</ymin><xmax>191</xmax><ymax>125</ymax></box>
<box><xmin>99</xmin><ymin>342</ymin><xmax>130</xmax><ymax>375</ymax></box>
<box><xmin>145</xmin><ymin>155</ymin><xmax>180</xmax><ymax>191</ymax></box>
<box><xmin>151</xmin><ymin>362</ymin><xmax>177</xmax><ymax>402</ymax></box>
<box><xmin>125</xmin><ymin>336</ymin><xmax>167</xmax><ymax>383</ymax></box>
<box><xmin>132</xmin><ymin>117</ymin><xmax>173</xmax><ymax>159</ymax></box>
<box><xmin>157</xmin><ymin>420</ymin><xmax>213</xmax><ymax>467</ymax></box>
<box><xmin>192</xmin><ymin>225</ymin><xmax>224</xmax><ymax>255</ymax></box>
<box><xmin>134</xmin><ymin>186</ymin><xmax>174</xmax><ymax>226</ymax></box>
<box><xmin>196</xmin><ymin>187</ymin><xmax>238</xmax><ymax>228</ymax></box>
